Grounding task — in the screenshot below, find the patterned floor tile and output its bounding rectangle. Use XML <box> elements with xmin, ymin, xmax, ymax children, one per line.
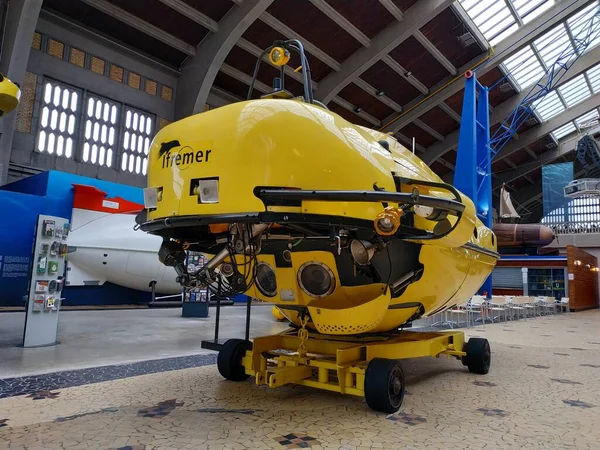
<box><xmin>137</xmin><ymin>399</ymin><xmax>184</xmax><ymax>418</ymax></box>
<box><xmin>387</xmin><ymin>412</ymin><xmax>427</xmax><ymax>425</ymax></box>
<box><xmin>477</xmin><ymin>408</ymin><xmax>508</xmax><ymax>417</ymax></box>
<box><xmin>274</xmin><ymin>433</ymin><xmax>320</xmax><ymax>448</ymax></box>
<box><xmin>0</xmin><ymin>310</ymin><xmax>599</xmax><ymax>450</ymax></box>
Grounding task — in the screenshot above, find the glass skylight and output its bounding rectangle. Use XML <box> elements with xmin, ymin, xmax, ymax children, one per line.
<box><xmin>459</xmin><ymin>0</ymin><xmax>556</xmax><ymax>45</ymax></box>
<box><xmin>551</xmin><ymin>121</ymin><xmax>576</xmax><ymax>140</ymax></box>
<box><xmin>567</xmin><ymin>1</ymin><xmax>600</xmax><ymax>54</ymax></box>
<box><xmin>514</xmin><ymin>0</ymin><xmax>555</xmax><ymax>24</ymax></box>
<box><xmin>586</xmin><ymin>64</ymin><xmax>600</xmax><ymax>93</ymax></box>
<box><xmin>533</xmin><ymin>90</ymin><xmax>564</xmax><ymax>121</ymax></box>
<box><xmin>459</xmin><ymin>0</ymin><xmax>517</xmax><ymax>45</ymax></box>
<box><xmin>534</xmin><ymin>24</ymin><xmax>574</xmax><ymax>68</ymax></box>
<box><xmin>575</xmin><ymin>109</ymin><xmax>600</xmax><ymax>129</ymax></box>
<box><xmin>558</xmin><ymin>74</ymin><xmax>591</xmax><ymax>107</ymax></box>
<box><xmin>502</xmin><ymin>45</ymin><xmax>545</xmax><ymax>90</ymax></box>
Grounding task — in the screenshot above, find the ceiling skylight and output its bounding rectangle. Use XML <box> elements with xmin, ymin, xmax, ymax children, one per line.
<box><xmin>502</xmin><ymin>45</ymin><xmax>545</xmax><ymax>90</ymax></box>
<box><xmin>532</xmin><ymin>90</ymin><xmax>564</xmax><ymax>121</ymax></box>
<box><xmin>567</xmin><ymin>1</ymin><xmax>600</xmax><ymax>54</ymax></box>
<box><xmin>558</xmin><ymin>74</ymin><xmax>591</xmax><ymax>107</ymax></box>
<box><xmin>459</xmin><ymin>0</ymin><xmax>556</xmax><ymax>45</ymax></box>
<box><xmin>533</xmin><ymin>23</ymin><xmax>574</xmax><ymax>68</ymax></box>
<box><xmin>551</xmin><ymin>122</ymin><xmax>576</xmax><ymax>140</ymax></box>
<box><xmin>586</xmin><ymin>64</ymin><xmax>600</xmax><ymax>93</ymax></box>
<box><xmin>575</xmin><ymin>109</ymin><xmax>600</xmax><ymax>129</ymax></box>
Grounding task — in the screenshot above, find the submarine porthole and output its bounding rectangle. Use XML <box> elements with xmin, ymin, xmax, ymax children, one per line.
<box><xmin>473</xmin><ymin>227</ymin><xmax>478</xmax><ymax>239</ymax></box>
<box><xmin>256</xmin><ymin>262</ymin><xmax>277</xmax><ymax>297</ymax></box>
<box><xmin>298</xmin><ymin>262</ymin><xmax>336</xmax><ymax>298</ymax></box>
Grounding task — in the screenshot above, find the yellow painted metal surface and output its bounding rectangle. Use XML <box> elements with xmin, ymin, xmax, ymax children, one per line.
<box><xmin>244</xmin><ymin>330</ymin><xmax>466</xmax><ymax>396</ymax></box>
<box><xmin>147</xmin><ymin>98</ymin><xmax>497</xmax><ymax>334</ymax></box>
<box><xmin>0</xmin><ymin>74</ymin><xmax>21</xmax><ymax>115</ymax></box>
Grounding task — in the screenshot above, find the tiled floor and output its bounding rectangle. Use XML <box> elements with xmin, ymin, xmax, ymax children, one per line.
<box><xmin>1</xmin><ymin>311</ymin><xmax>600</xmax><ymax>449</ymax></box>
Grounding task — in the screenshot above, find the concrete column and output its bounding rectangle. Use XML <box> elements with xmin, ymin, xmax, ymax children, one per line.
<box><xmin>522</xmin><ymin>267</ymin><xmax>529</xmax><ymax>296</ymax></box>
<box><xmin>0</xmin><ymin>0</ymin><xmax>43</xmax><ymax>184</ymax></box>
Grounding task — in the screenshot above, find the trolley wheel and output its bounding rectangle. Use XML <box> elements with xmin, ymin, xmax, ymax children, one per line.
<box><xmin>217</xmin><ymin>339</ymin><xmax>252</xmax><ymax>381</ymax></box>
<box><xmin>364</xmin><ymin>358</ymin><xmax>405</xmax><ymax>413</ymax></box>
<box><xmin>461</xmin><ymin>337</ymin><xmax>491</xmax><ymax>374</ymax></box>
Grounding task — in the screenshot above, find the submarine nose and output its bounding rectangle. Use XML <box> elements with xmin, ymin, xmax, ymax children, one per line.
<box><xmin>539</xmin><ymin>225</ymin><xmax>555</xmax><ymax>246</ymax></box>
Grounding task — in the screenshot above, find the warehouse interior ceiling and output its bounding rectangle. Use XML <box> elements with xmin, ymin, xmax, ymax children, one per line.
<box><xmin>38</xmin><ymin>0</ymin><xmax>600</xmax><ymax>222</ymax></box>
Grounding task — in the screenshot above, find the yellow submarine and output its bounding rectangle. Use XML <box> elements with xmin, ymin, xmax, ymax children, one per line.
<box><xmin>137</xmin><ymin>40</ymin><xmax>499</xmax><ymax>413</ymax></box>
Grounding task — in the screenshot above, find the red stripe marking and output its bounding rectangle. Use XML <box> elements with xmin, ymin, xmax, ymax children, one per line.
<box><xmin>72</xmin><ymin>184</ymin><xmax>144</xmax><ymax>214</ymax></box>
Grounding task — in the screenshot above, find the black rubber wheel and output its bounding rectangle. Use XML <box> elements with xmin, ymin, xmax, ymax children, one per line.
<box><xmin>364</xmin><ymin>358</ymin><xmax>405</xmax><ymax>413</ymax></box>
<box><xmin>462</xmin><ymin>337</ymin><xmax>491</xmax><ymax>374</ymax></box>
<box><xmin>217</xmin><ymin>339</ymin><xmax>252</xmax><ymax>381</ymax></box>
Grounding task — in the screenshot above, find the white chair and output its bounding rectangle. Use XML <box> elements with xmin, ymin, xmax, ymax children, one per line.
<box><xmin>537</xmin><ymin>296</ymin><xmax>556</xmax><ymax>315</ymax></box>
<box><xmin>509</xmin><ymin>296</ymin><xmax>527</xmax><ymax>321</ymax></box>
<box><xmin>559</xmin><ymin>297</ymin><xmax>571</xmax><ymax>314</ymax></box>
<box><xmin>489</xmin><ymin>295</ymin><xmax>509</xmax><ymax>322</ymax></box>
<box><xmin>523</xmin><ymin>296</ymin><xmax>538</xmax><ymax>318</ymax></box>
<box><xmin>469</xmin><ymin>295</ymin><xmax>487</xmax><ymax>327</ymax></box>
<box><xmin>449</xmin><ymin>300</ymin><xmax>472</xmax><ymax>328</ymax></box>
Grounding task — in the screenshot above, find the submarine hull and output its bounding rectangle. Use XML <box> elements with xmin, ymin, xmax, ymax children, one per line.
<box><xmin>139</xmin><ymin>99</ymin><xmax>498</xmax><ymax>335</ymax></box>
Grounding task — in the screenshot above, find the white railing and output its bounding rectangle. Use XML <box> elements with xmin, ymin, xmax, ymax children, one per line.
<box><xmin>546</xmin><ymin>222</ymin><xmax>600</xmax><ymax>234</ymax></box>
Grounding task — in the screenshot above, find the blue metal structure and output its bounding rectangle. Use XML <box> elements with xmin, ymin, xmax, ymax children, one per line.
<box><xmin>454</xmin><ymin>5</ymin><xmax>600</xmax><ymax>298</ymax></box>
<box><xmin>454</xmin><ymin>70</ymin><xmax>492</xmax><ymax>297</ymax></box>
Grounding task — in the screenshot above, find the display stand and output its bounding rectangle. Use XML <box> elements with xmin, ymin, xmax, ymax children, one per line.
<box><xmin>22</xmin><ymin>215</ymin><xmax>70</xmax><ymax>347</ymax></box>
<box><xmin>181</xmin><ymin>252</ymin><xmax>210</xmax><ymax>318</ymax></box>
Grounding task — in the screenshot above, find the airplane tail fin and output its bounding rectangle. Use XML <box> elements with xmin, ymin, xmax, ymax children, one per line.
<box><xmin>71</xmin><ymin>184</ymin><xmax>144</xmax><ymax>230</ymax></box>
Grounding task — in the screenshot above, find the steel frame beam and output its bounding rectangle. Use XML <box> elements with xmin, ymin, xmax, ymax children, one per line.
<box><xmin>314</xmin><ymin>0</ymin><xmax>454</xmax><ymax>104</ymax></box>
<box><xmin>494</xmin><ymin>91</ymin><xmax>600</xmax><ymax>162</ymax></box>
<box><xmin>157</xmin><ymin>0</ymin><xmax>218</xmax><ymax>32</ymax></box>
<box><xmin>308</xmin><ymin>0</ymin><xmax>370</xmax><ymax>47</ymax></box>
<box><xmin>381</xmin><ymin>0</ymin><xmax>595</xmax><ymax>134</ymax></box>
<box><xmin>175</xmin><ymin>0</ymin><xmax>273</xmax><ymax>119</ymax></box>
<box><xmin>422</xmin><ymin>43</ymin><xmax>600</xmax><ymax>164</ymax></box>
<box><xmin>78</xmin><ymin>0</ymin><xmax>197</xmax><ymax>56</ymax></box>
<box><xmin>378</xmin><ymin>0</ymin><xmax>404</xmax><ymax>21</ymax></box>
<box><xmin>259</xmin><ymin>11</ymin><xmax>341</xmax><ymax>71</ymax></box>
<box><xmin>413</xmin><ymin>30</ymin><xmax>457</xmax><ymax>75</ymax></box>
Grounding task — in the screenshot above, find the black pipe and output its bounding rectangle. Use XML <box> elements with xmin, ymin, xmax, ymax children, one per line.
<box><xmin>257</xmin><ymin>189</ymin><xmax>466</xmax><ymax>213</ymax></box>
<box><xmin>214</xmin><ymin>293</ymin><xmax>221</xmax><ymax>342</ymax></box>
<box><xmin>245</xmin><ymin>296</ymin><xmax>252</xmax><ymax>341</ymax></box>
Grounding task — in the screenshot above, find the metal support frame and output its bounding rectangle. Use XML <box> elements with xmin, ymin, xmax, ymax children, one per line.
<box><xmin>454</xmin><ymin>71</ymin><xmax>492</xmax><ymax>297</ymax></box>
<box><xmin>243</xmin><ymin>329</ymin><xmax>466</xmax><ymax>396</ymax></box>
<box><xmin>382</xmin><ymin>0</ymin><xmax>594</xmax><ymax>134</ymax></box>
<box><xmin>175</xmin><ymin>0</ymin><xmax>273</xmax><ymax>119</ymax></box>
<box><xmin>484</xmin><ymin>5</ymin><xmax>600</xmax><ymax>172</ymax></box>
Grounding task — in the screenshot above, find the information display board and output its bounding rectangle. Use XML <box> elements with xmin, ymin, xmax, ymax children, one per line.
<box><xmin>23</xmin><ymin>215</ymin><xmax>70</xmax><ymax>347</ymax></box>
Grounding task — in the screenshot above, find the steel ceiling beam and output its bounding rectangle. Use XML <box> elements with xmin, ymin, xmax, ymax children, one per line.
<box><xmin>157</xmin><ymin>0</ymin><xmax>219</xmax><ymax>32</ymax></box>
<box><xmin>494</xmin><ymin>91</ymin><xmax>600</xmax><ymax>162</ymax></box>
<box><xmin>413</xmin><ymin>30</ymin><xmax>457</xmax><ymax>75</ymax></box>
<box><xmin>381</xmin><ymin>0</ymin><xmax>595</xmax><ymax>134</ymax></box>
<box><xmin>308</xmin><ymin>0</ymin><xmax>370</xmax><ymax>47</ymax></box>
<box><xmin>314</xmin><ymin>0</ymin><xmax>454</xmax><ymax>104</ymax></box>
<box><xmin>219</xmin><ymin>64</ymin><xmax>381</xmax><ymax>127</ymax></box>
<box><xmin>438</xmin><ymin>101</ymin><xmax>462</xmax><ymax>123</ymax></box>
<box><xmin>259</xmin><ymin>12</ymin><xmax>341</xmax><ymax>71</ymax></box>
<box><xmin>494</xmin><ymin>127</ymin><xmax>595</xmax><ymax>189</ymax></box>
<box><xmin>175</xmin><ymin>0</ymin><xmax>273</xmax><ymax>119</ymax></box>
<box><xmin>378</xmin><ymin>0</ymin><xmax>404</xmax><ymax>21</ymax></box>
<box><xmin>78</xmin><ymin>0</ymin><xmax>197</xmax><ymax>56</ymax></box>
<box><xmin>421</xmin><ymin>43</ymin><xmax>600</xmax><ymax>164</ymax></box>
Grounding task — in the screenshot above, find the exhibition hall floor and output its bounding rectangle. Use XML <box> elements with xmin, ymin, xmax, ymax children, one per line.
<box><xmin>0</xmin><ymin>305</ymin><xmax>288</xmax><ymax>378</ymax></box>
<box><xmin>1</xmin><ymin>309</ymin><xmax>600</xmax><ymax>449</ymax></box>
